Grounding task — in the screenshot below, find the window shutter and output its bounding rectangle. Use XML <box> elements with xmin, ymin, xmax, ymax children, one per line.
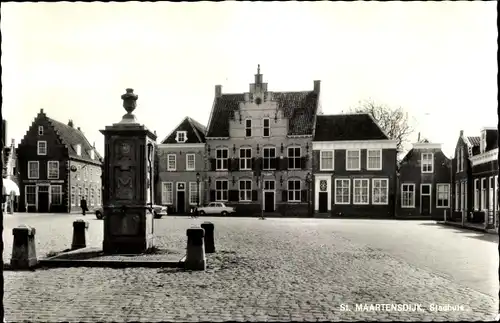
<box><xmin>254</xmin><ymin>158</ymin><xmax>262</xmax><ymax>176</ymax></box>
<box><xmin>252</xmin><ymin>190</ymin><xmax>258</xmax><ymax>201</ymax></box>
<box><xmin>210</xmin><ymin>190</ymin><xmax>216</xmax><ymax>201</ymax></box>
<box><xmin>270</xmin><ymin>157</ymin><xmax>276</xmax><ymax>170</ymax></box>
<box><xmin>301</xmin><ymin>189</ymin><xmax>308</xmax><ymax>202</ymax></box>
<box><xmin>250</xmin><ymin>157</ymin><xmax>254</xmax><ymax>170</ymax></box>
<box><xmin>232</xmin><ymin>158</ymin><xmax>239</xmax><ymax>171</ymax></box>
<box><xmin>281</xmin><ymin>157</ymin><xmax>288</xmax><ymax>170</ymax></box>
<box><xmin>227</xmin><ymin>159</ymin><xmax>232</xmax><ymax>171</ymax></box>
<box><xmin>282</xmin><ymin>190</ymin><xmax>288</xmax><ymax>202</ymax></box>
<box><xmin>275</xmin><ymin>157</ymin><xmax>281</xmax><ymax>171</ymax></box>
<box><xmin>301</xmin><ymin>156</ymin><xmax>307</xmax><ymax>170</ymax></box>
<box><xmin>229</xmin><ymin>190</ymin><xmax>238</xmax><ymax>202</ymax></box>
<box><xmin>210</xmin><ymin>158</ymin><xmax>216</xmax><ymax>171</ymax></box>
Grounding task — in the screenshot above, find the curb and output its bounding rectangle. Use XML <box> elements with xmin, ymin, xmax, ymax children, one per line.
<box><xmin>37</xmin><ymin>258</ymin><xmax>184</xmax><ymax>269</ymax></box>
<box><xmin>437</xmin><ymin>221</ymin><xmax>497</xmax><ymax>234</ymax></box>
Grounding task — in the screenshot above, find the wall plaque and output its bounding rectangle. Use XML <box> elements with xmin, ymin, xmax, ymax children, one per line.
<box><xmin>320</xmin><ymin>180</ymin><xmax>327</xmax><ymax>192</ymax></box>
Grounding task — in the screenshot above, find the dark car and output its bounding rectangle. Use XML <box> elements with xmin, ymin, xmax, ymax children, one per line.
<box><xmin>95</xmin><ymin>205</ymin><xmax>168</xmax><ymax>220</ymax></box>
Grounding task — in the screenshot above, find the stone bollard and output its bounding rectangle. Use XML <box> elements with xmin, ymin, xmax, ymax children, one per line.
<box><xmin>185</xmin><ymin>227</ymin><xmax>206</xmax><ymax>270</ymax></box>
<box><xmin>71</xmin><ymin>219</ymin><xmax>89</xmax><ymax>250</ymax></box>
<box><xmin>11</xmin><ymin>225</ymin><xmax>37</xmax><ymax>269</ymax></box>
<box><xmin>200</xmin><ymin>222</ymin><xmax>215</xmax><ymax>253</ymax></box>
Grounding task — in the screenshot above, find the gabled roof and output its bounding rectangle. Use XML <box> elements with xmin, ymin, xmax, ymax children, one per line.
<box><xmin>161</xmin><ymin>116</ymin><xmax>206</xmax><ymax>144</ymax></box>
<box><xmin>46</xmin><ymin>117</ymin><xmax>102</xmax><ymax>163</ymax></box>
<box><xmin>206</xmin><ymin>91</ymin><xmax>319</xmax><ymax>138</ymax></box>
<box><xmin>313</xmin><ymin>114</ymin><xmax>389</xmax><ymax>141</ymax></box>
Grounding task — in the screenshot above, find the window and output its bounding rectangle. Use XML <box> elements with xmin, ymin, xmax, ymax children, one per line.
<box><xmin>245</xmin><ymin>119</ymin><xmax>252</xmax><ymax>137</ymax></box>
<box><xmin>481</xmin><ymin>178</ymin><xmax>486</xmax><ymax>210</ymax></box>
<box><xmin>455</xmin><ymin>182</ymin><xmax>460</xmax><ymax>211</ymax></box>
<box><xmin>264</xmin><ymin>180</ymin><xmax>275</xmax><ymax>190</ymax></box>
<box><xmin>263</xmin><ymin>147</ymin><xmax>276</xmax><ymax>170</ymax></box>
<box><xmin>401</xmin><ymin>184</ymin><xmax>415</xmax><ymax>208</ymax></box>
<box><xmin>436</xmin><ymin>184</ymin><xmax>450</xmax><ymax>208</ymax></box>
<box><xmin>288</xmin><ymin>180</ymin><xmax>301</xmax><ymax>202</ymax></box>
<box><xmin>28</xmin><ymin>161</ymin><xmax>39</xmax><ymax>179</ymax></box>
<box><xmin>263</xmin><ymin>118</ymin><xmax>270</xmax><ymax>137</ymax></box>
<box><xmin>372</xmin><ymin>179</ymin><xmax>388</xmax><ymax>205</ymax></box>
<box><xmin>25</xmin><ymin>185</ymin><xmax>36</xmax><ymax>206</ymax></box>
<box><xmin>473</xmin><ymin>179</ymin><xmax>479</xmax><ymax>210</ymax></box>
<box><xmin>37</xmin><ymin>141</ymin><xmax>47</xmax><ymax>155</ymax></box>
<box><xmin>167</xmin><ymin>154</ymin><xmax>176</xmax><ymax>171</ymax></box>
<box><xmin>176</xmin><ymin>131</ymin><xmax>187</xmax><ymax>143</ymax></box>
<box><xmin>85</xmin><ymin>188</ymin><xmax>89</xmax><ymax>201</ymax></box>
<box><xmin>186</xmin><ymin>154</ymin><xmax>195</xmax><ymax>171</ymax></box>
<box><xmin>49</xmin><ymin>185</ymin><xmax>62</xmax><ymax>205</ymax></box>
<box><xmin>215</xmin><ymin>180</ymin><xmax>228</xmax><ymax>201</ymax></box>
<box><xmin>489</xmin><ymin>177</ymin><xmax>494</xmax><ymax>211</ymax></box>
<box><xmin>421</xmin><ymin>153</ymin><xmax>433</xmax><ymax>173</ymax></box>
<box><xmin>335</xmin><ymin>179</ymin><xmax>350</xmax><ymax>204</ymax></box>
<box><xmin>90</xmin><ymin>150</ymin><xmax>95</xmax><ymax>160</ymax></box>
<box><xmin>287</xmin><ymin>147</ymin><xmax>301</xmax><ymax>170</ymax></box>
<box><xmin>76</xmin><ymin>166</ymin><xmax>81</xmax><ymax>180</ymax></box>
<box><xmin>189</xmin><ymin>182</ymin><xmax>199</xmax><ymax>205</ymax></box>
<box><xmin>97</xmin><ymin>189</ymin><xmax>101</xmax><ymax>206</ymax></box>
<box><xmin>239</xmin><ymin>180</ymin><xmax>252</xmax><ymax>201</ymax></box>
<box><xmin>47</xmin><ymin>161</ymin><xmax>59</xmax><ymax>179</ymax></box>
<box><xmin>83</xmin><ymin>167</ymin><xmax>88</xmax><ymax>181</ymax></box>
<box><xmin>239</xmin><ymin>148</ymin><xmax>252</xmax><ymax>170</ymax></box>
<box><xmin>461</xmin><ymin>182</ymin><xmax>465</xmax><ymax>212</ymax></box>
<box><xmin>76</xmin><ymin>144</ymin><xmax>81</xmax><ymax>156</ymax></box>
<box><xmin>90</xmin><ymin>188</ymin><xmax>94</xmax><ymax>206</ymax></box>
<box><xmin>353</xmin><ymin>179</ymin><xmax>369</xmax><ymax>204</ymax></box>
<box><xmin>216</xmin><ymin>148</ymin><xmax>229</xmax><ymax>170</ymax></box>
<box><xmin>460</xmin><ymin>148</ymin><xmax>464</xmax><ymax>172</ymax></box>
<box><xmin>367</xmin><ymin>149</ymin><xmax>382</xmax><ymax>170</ymax></box>
<box><xmin>480</xmin><ymin>131</ymin><xmax>486</xmax><ymax>153</ymax></box>
<box><xmin>346</xmin><ymin>150</ymin><xmax>360</xmax><ymax>171</ymax></box>
<box><xmin>162</xmin><ymin>182</ymin><xmax>173</xmax><ymax>204</ymax></box>
<box><xmin>38</xmin><ymin>126</ymin><xmax>44</xmax><ymax>136</ymax></box>
<box><xmin>456</xmin><ymin>149</ymin><xmax>460</xmax><ymax>173</ymax></box>
<box><xmin>90</xmin><ymin>168</ymin><xmax>93</xmax><ymax>182</ymax></box>
<box><xmin>320</xmin><ymin>150</ymin><xmax>334</xmax><ymax>170</ymax></box>
<box><xmin>71</xmin><ymin>186</ymin><xmax>76</xmax><ymax>206</ymax></box>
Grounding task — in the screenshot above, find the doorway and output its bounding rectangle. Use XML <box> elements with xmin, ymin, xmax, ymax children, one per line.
<box><xmin>177</xmin><ymin>182</ymin><xmax>186</xmax><ymax>214</ymax></box>
<box><xmin>264</xmin><ymin>191</ymin><xmax>275</xmax><ymax>212</ymax></box>
<box><xmin>420</xmin><ymin>184</ymin><xmax>431</xmax><ymax>215</ymax></box>
<box><xmin>319</xmin><ymin>192</ymin><xmax>328</xmax><ymax>213</ymax></box>
<box><xmin>38</xmin><ymin>185</ymin><xmax>50</xmax><ymax>213</ymax></box>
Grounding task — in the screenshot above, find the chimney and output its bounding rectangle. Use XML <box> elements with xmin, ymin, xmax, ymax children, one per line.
<box><xmin>314</xmin><ymin>80</ymin><xmax>321</xmax><ymax>94</ymax></box>
<box><xmin>77</xmin><ymin>127</ymin><xmax>81</xmax><ymax>131</ymax></box>
<box><xmin>215</xmin><ymin>85</ymin><xmax>222</xmax><ymax>98</ymax></box>
<box><xmin>11</xmin><ymin>139</ymin><xmax>15</xmax><ymax>146</ymax></box>
<box><xmin>459</xmin><ymin>130</ymin><xmax>464</xmax><ymax>136</ymax></box>
<box><xmin>68</xmin><ymin>120</ymin><xmax>74</xmax><ymax>127</ymax></box>
<box><xmin>40</xmin><ymin>109</ymin><xmax>44</xmax><ymax>113</ymax></box>
<box><xmin>417</xmin><ymin>132</ymin><xmax>421</xmax><ymax>142</ymax></box>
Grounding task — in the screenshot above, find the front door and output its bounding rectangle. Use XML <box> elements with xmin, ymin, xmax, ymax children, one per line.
<box><xmin>177</xmin><ymin>182</ymin><xmax>186</xmax><ymax>214</ymax></box>
<box><xmin>319</xmin><ymin>192</ymin><xmax>328</xmax><ymax>213</ymax></box>
<box><xmin>421</xmin><ymin>184</ymin><xmax>431</xmax><ymax>215</ymax></box>
<box><xmin>264</xmin><ymin>192</ymin><xmax>274</xmax><ymax>212</ymax></box>
<box><xmin>38</xmin><ymin>186</ymin><xmax>49</xmax><ymax>213</ymax></box>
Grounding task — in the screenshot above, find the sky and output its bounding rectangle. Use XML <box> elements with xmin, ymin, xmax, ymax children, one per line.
<box><xmin>1</xmin><ymin>2</ymin><xmax>497</xmax><ymax>157</ymax></box>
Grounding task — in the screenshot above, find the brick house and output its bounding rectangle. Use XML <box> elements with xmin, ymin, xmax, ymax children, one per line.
<box><xmin>156</xmin><ymin>116</ymin><xmax>206</xmax><ymax>214</ymax></box>
<box><xmin>312</xmin><ymin>114</ymin><xmax>398</xmax><ymax>217</ymax></box>
<box><xmin>204</xmin><ymin>66</ymin><xmax>320</xmax><ymax>217</ymax></box>
<box><xmin>16</xmin><ymin>109</ymin><xmax>102</xmax><ymax>213</ymax></box>
<box><xmin>396</xmin><ymin>140</ymin><xmax>451</xmax><ymax>219</ymax></box>
<box><xmin>467</xmin><ymin>127</ymin><xmax>498</xmax><ymax>228</ymax></box>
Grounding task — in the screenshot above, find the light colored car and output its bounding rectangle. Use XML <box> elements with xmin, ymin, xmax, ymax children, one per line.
<box><xmin>95</xmin><ymin>205</ymin><xmax>168</xmax><ymax>220</ymax></box>
<box><xmin>197</xmin><ymin>202</ymin><xmax>235</xmax><ymax>216</ymax></box>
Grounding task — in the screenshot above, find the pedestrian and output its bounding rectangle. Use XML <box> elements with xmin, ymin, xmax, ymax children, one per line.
<box><xmin>80</xmin><ymin>197</ymin><xmax>88</xmax><ymax>216</ymax></box>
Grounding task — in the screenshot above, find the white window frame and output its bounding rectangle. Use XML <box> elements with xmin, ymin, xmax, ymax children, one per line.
<box><xmin>25</xmin><ymin>185</ymin><xmax>36</xmax><ymax>206</ymax></box>
<box><xmin>38</xmin><ymin>126</ymin><xmax>44</xmax><ymax>136</ymax></box>
<box><xmin>455</xmin><ymin>181</ymin><xmax>460</xmax><ymax>211</ymax></box>
<box><xmin>83</xmin><ymin>167</ymin><xmax>88</xmax><ymax>181</ymax></box>
<box><xmin>215</xmin><ymin>148</ymin><xmax>229</xmax><ymax>171</ymax></box>
<box><xmin>215</xmin><ymin>180</ymin><xmax>229</xmax><ymax>202</ymax></box>
<box><xmin>37</xmin><ymin>140</ymin><xmax>47</xmax><ymax>155</ymax></box>
<box><xmin>167</xmin><ymin>154</ymin><xmax>176</xmax><ymax>171</ymax></box>
<box><xmin>320</xmin><ymin>150</ymin><xmax>334</xmax><ymax>171</ymax></box>
<box><xmin>189</xmin><ymin>182</ymin><xmax>199</xmax><ymax>205</ymax></box>
<box><xmin>76</xmin><ymin>144</ymin><xmax>81</xmax><ymax>156</ymax></box>
<box><xmin>372</xmin><ymin>178</ymin><xmax>388</xmax><ymax>205</ymax></box>
<box><xmin>239</xmin><ymin>179</ymin><xmax>252</xmax><ymax>202</ymax></box>
<box><xmin>263</xmin><ymin>147</ymin><xmax>276</xmax><ymax>170</ymax></box>
<box><xmin>481</xmin><ymin>178</ymin><xmax>486</xmax><ymax>210</ymax></box>
<box><xmin>367</xmin><ymin>149</ymin><xmax>382</xmax><ymax>171</ymax></box>
<box><xmin>421</xmin><ymin>153</ymin><xmax>434</xmax><ymax>173</ymax></box>
<box><xmin>474</xmin><ymin>179</ymin><xmax>479</xmax><ymax>211</ymax></box>
<box><xmin>245</xmin><ymin>119</ymin><xmax>252</xmax><ymax>137</ymax></box>
<box><xmin>287</xmin><ymin>146</ymin><xmax>301</xmax><ymax>170</ymax></box>
<box><xmin>334</xmin><ymin>179</ymin><xmax>350</xmax><ymax>205</ymax></box>
<box><xmin>287</xmin><ymin>179</ymin><xmax>301</xmax><ymax>202</ymax></box>
<box><xmin>28</xmin><ymin>161</ymin><xmax>39</xmax><ymax>179</ymax></box>
<box><xmin>436</xmin><ymin>184</ymin><xmax>450</xmax><ymax>208</ymax></box>
<box><xmin>263</xmin><ymin>118</ymin><xmax>270</xmax><ymax>137</ymax></box>
<box><xmin>47</xmin><ymin>161</ymin><xmax>59</xmax><ymax>179</ymax></box>
<box><xmin>76</xmin><ymin>165</ymin><xmax>81</xmax><ymax>181</ymax></box>
<box><xmin>161</xmin><ymin>182</ymin><xmax>173</xmax><ymax>205</ymax></box>
<box><xmin>239</xmin><ymin>148</ymin><xmax>252</xmax><ymax>170</ymax></box>
<box><xmin>353</xmin><ymin>178</ymin><xmax>369</xmax><ymax>205</ymax></box>
<box><xmin>71</xmin><ymin>186</ymin><xmax>76</xmax><ymax>206</ymax></box>
<box><xmin>346</xmin><ymin>149</ymin><xmax>361</xmax><ymax>171</ymax></box>
<box><xmin>401</xmin><ymin>183</ymin><xmax>415</xmax><ymax>208</ymax></box>
<box><xmin>456</xmin><ymin>148</ymin><xmax>460</xmax><ymax>173</ymax></box>
<box><xmin>489</xmin><ymin>176</ymin><xmax>494</xmax><ymax>211</ymax></box>
<box><xmin>176</xmin><ymin>131</ymin><xmax>187</xmax><ymax>143</ymax></box>
<box><xmin>186</xmin><ymin>154</ymin><xmax>195</xmax><ymax>171</ymax></box>
<box><xmin>90</xmin><ymin>150</ymin><xmax>95</xmax><ymax>160</ymax></box>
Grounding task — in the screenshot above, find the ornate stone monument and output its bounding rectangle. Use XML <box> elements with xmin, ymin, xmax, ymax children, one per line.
<box><xmin>100</xmin><ymin>88</ymin><xmax>157</xmax><ymax>254</ymax></box>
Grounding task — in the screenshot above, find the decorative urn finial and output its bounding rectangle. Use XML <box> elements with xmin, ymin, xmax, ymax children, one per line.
<box><xmin>121</xmin><ymin>88</ymin><xmax>138</xmax><ymax>115</ymax></box>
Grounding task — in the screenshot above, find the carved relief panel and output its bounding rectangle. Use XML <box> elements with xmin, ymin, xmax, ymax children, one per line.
<box><xmin>113</xmin><ymin>140</ymin><xmax>137</xmax><ymax>201</ymax></box>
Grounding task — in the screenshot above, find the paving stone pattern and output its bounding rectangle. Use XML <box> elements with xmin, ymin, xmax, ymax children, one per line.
<box><xmin>4</xmin><ymin>216</ymin><xmax>497</xmax><ymax>322</ymax></box>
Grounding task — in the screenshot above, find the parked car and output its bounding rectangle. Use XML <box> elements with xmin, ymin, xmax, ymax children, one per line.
<box><xmin>197</xmin><ymin>202</ymin><xmax>235</xmax><ymax>216</ymax></box>
<box><xmin>94</xmin><ymin>205</ymin><xmax>168</xmax><ymax>220</ymax></box>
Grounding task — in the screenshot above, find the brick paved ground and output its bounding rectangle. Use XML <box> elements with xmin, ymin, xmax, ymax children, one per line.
<box><xmin>3</xmin><ymin>215</ymin><xmax>498</xmax><ymax>322</ymax></box>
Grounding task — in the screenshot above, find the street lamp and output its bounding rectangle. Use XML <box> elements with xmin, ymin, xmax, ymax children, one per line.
<box><xmin>305</xmin><ymin>172</ymin><xmax>312</xmax><ymax>217</ymax></box>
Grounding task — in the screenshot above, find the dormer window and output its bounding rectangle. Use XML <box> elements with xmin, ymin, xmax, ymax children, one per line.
<box><xmin>245</xmin><ymin>119</ymin><xmax>252</xmax><ymax>137</ymax></box>
<box><xmin>90</xmin><ymin>149</ymin><xmax>95</xmax><ymax>160</ymax></box>
<box><xmin>76</xmin><ymin>144</ymin><xmax>82</xmax><ymax>156</ymax></box>
<box><xmin>176</xmin><ymin>131</ymin><xmax>187</xmax><ymax>143</ymax></box>
<box><xmin>38</xmin><ymin>126</ymin><xmax>44</xmax><ymax>136</ymax></box>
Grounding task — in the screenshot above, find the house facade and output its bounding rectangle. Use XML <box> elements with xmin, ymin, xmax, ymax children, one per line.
<box><xmin>3</xmin><ymin>139</ymin><xmax>20</xmax><ymax>212</ymax></box>
<box><xmin>467</xmin><ymin>127</ymin><xmax>498</xmax><ymax>228</ymax></box>
<box><xmin>312</xmin><ymin>114</ymin><xmax>398</xmax><ymax>217</ymax></box>
<box><xmin>16</xmin><ymin>109</ymin><xmax>102</xmax><ymax>213</ymax></box>
<box><xmin>204</xmin><ymin>66</ymin><xmax>320</xmax><ymax>217</ymax></box>
<box><xmin>156</xmin><ymin>116</ymin><xmax>206</xmax><ymax>214</ymax></box>
<box><xmin>397</xmin><ymin>141</ymin><xmax>451</xmax><ymax>219</ymax></box>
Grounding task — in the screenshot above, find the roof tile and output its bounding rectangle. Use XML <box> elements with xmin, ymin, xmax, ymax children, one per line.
<box><xmin>313</xmin><ymin>114</ymin><xmax>388</xmax><ymax>141</ymax></box>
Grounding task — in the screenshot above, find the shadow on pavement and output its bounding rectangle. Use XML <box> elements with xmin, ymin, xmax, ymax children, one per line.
<box><xmin>420</xmin><ymin>222</ymin><xmax>499</xmax><ymax>243</ymax></box>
